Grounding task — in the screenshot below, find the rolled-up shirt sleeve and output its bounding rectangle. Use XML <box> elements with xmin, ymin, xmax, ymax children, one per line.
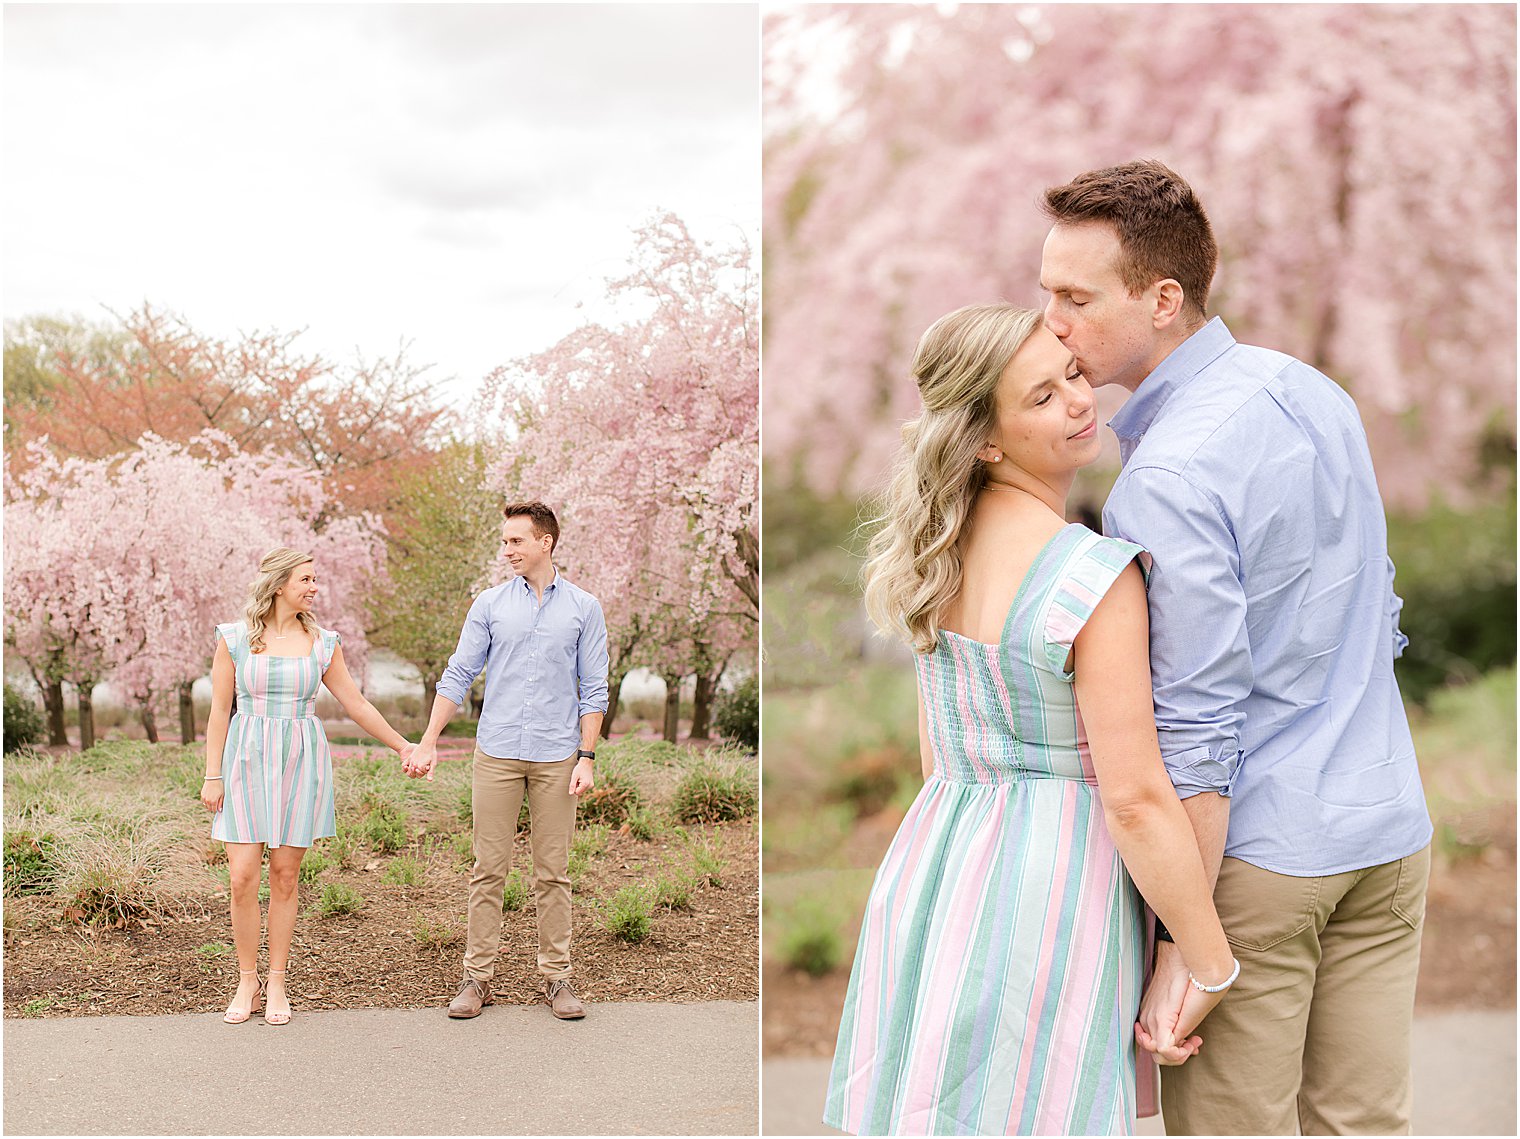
<box><xmin>577</xmin><ymin>599</ymin><xmax>610</xmax><ymax>716</ymax></box>
<box><xmin>1105</xmin><ymin>466</ymin><xmax>1250</xmax><ymax>798</ymax></box>
<box><xmin>435</xmin><ymin>594</ymin><xmax>491</xmax><ymax>706</ymax></box>
<box><xmin>1386</xmin><ymin>555</ymin><xmax>1409</xmax><ymax>660</ymax></box>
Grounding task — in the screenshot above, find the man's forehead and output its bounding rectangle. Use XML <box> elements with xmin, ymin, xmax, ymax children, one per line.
<box><xmin>1040</xmin><ymin>223</ymin><xmax>1120</xmax><ymax>288</ymax></box>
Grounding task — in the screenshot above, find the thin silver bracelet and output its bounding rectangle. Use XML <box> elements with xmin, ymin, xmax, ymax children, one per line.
<box><xmin>1189</xmin><ymin>957</ymin><xmax>1241</xmax><ymax>994</ymax></box>
<box><xmin>203</xmin><ymin>774</ymin><xmax>224</xmax><ymax>781</ymax></box>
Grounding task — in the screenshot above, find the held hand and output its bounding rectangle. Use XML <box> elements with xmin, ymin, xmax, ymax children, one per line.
<box><xmin>404</xmin><ymin>741</ymin><xmax>437</xmax><ymax>782</ymax></box>
<box><xmin>1136</xmin><ymin>941</ymin><xmax>1201</xmax><ymax>1065</ymax></box>
<box><xmin>569</xmin><ymin>759</ymin><xmax>595</xmax><ymax>796</ymax></box>
<box><xmin>398</xmin><ymin>742</ymin><xmax>416</xmax><ymax>769</ymax></box>
<box><xmin>201</xmin><ymin>778</ymin><xmax>224</xmax><ymax>813</ymax></box>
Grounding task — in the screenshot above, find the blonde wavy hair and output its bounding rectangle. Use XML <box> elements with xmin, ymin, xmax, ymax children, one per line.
<box><xmin>243</xmin><ymin>547</ymin><xmax>318</xmax><ymax>655</ymax></box>
<box><xmin>861</xmin><ymin>304</ymin><xmax>1045</xmax><ymax>654</ymax></box>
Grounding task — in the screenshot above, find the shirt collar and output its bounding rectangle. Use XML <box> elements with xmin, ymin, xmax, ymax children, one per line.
<box><xmin>1107</xmin><ymin>316</ymin><xmax>1236</xmax><ymax>452</ymax></box>
<box><xmin>512</xmin><ymin>569</ymin><xmax>561</xmax><ymax>594</ymax></box>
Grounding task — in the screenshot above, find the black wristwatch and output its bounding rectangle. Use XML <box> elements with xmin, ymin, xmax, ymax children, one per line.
<box><xmin>576</xmin><ymin>749</ymin><xmax>595</xmax><ymax>762</ymax></box>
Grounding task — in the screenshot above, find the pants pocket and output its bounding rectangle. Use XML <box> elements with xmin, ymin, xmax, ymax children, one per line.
<box><xmin>1214</xmin><ymin>856</ymin><xmax>1322</xmax><ymax>952</ymax></box>
<box><xmin>1390</xmin><ymin>844</ymin><xmax>1431</xmax><ymax>931</ymax></box>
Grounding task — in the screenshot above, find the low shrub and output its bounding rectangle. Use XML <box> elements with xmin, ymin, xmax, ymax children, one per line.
<box><xmin>3</xmin><ymin>685</ymin><xmax>46</xmax><ymax>754</ymax></box>
<box><xmin>55</xmin><ymin>817</ymin><xmax>178</xmax><ymax>925</ymax></box>
<box><xmin>3</xmin><ymin>830</ymin><xmax>57</xmax><ymax>896</ymax></box>
<box><xmin>599</xmin><ymin>884</ymin><xmax>655</xmax><ymax>943</ymax></box>
<box><xmin>412</xmin><ymin>912</ymin><xmax>462</xmax><ymax>948</ymax></box>
<box><xmin>315</xmin><ymin>882</ymin><xmax>364</xmax><ymax>916</ymax></box>
<box><xmin>502</xmin><ymin>870</ymin><xmax>528</xmax><ymax>911</ymax></box>
<box><xmin>383</xmin><ymin>855</ymin><xmax>423</xmax><ymax>886</ymax></box>
<box><xmin>671</xmin><ymin>762</ymin><xmax>757</xmax><ymax>824</ymax></box>
<box><xmin>297</xmin><ymin>850</ymin><xmax>330</xmax><ymax>884</ymax></box>
<box><xmin>624</xmin><ymin>805</ymin><xmax>659</xmax><ymax>842</ymax></box>
<box><xmin>780</xmin><ymin>898</ymin><xmax>843</xmax><ymax>976</ymax></box>
<box><xmin>451</xmin><ymin>831</ymin><xmax>475</xmax><ymax>869</ymax></box>
<box><xmin>682</xmin><ymin>829</ymin><xmax>726</xmax><ymax>888</ymax></box>
<box><xmin>361</xmin><ymin>801</ymin><xmax>409</xmax><ymax>854</ymax></box>
<box><xmin>713</xmin><ymin>676</ymin><xmax>759</xmax><ymax>751</ymax></box>
<box><xmin>326</xmin><ymin>826</ymin><xmax>360</xmax><ymax>869</ymax></box>
<box><xmin>829</xmin><ymin>746</ymin><xmax>917</xmax><ymax>818</ymax></box>
<box><xmin>653</xmin><ymin>872</ymin><xmax>694</xmax><ymax>911</ymax></box>
<box><xmin>577</xmin><ymin>768</ymin><xmax>643</xmax><ymax>827</ymax></box>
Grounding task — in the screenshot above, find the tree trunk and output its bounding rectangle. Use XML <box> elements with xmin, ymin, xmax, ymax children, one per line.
<box><xmin>690</xmin><ymin>673</ymin><xmax>717</xmax><ymax>741</ymax></box>
<box><xmin>602</xmin><ymin>672</ymin><xmax>626</xmax><ymax>739</ymax></box>
<box><xmin>77</xmin><ymin>684</ymin><xmax>96</xmax><ymax>752</ymax></box>
<box><xmin>140</xmin><ymin>699</ymin><xmax>159</xmax><ymax>744</ymax></box>
<box><xmin>178</xmin><ymin>682</ymin><xmax>197</xmax><ymax>744</ymax></box>
<box><xmin>420</xmin><ymin>676</ymin><xmax>434</xmax><ymax>718</ymax></box>
<box><xmin>661</xmin><ymin>672</ymin><xmax>682</xmax><ymax>744</ymax></box>
<box><xmin>43</xmin><ymin>678</ymin><xmax>68</xmax><ymax>747</ymax></box>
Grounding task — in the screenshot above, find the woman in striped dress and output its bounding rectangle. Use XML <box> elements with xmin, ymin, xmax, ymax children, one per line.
<box><xmin>200</xmin><ymin>547</ymin><xmax>414</xmax><ymax>1025</ymax></box>
<box><xmin>824</xmin><ymin>306</ymin><xmax>1237</xmax><ymax>1135</ymax></box>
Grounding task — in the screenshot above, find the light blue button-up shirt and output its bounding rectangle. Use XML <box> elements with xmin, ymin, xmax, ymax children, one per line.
<box><xmin>1103</xmin><ymin>317</ymin><xmax>1431</xmax><ymax>876</ymax></box>
<box><xmin>435</xmin><ymin>571</ymin><xmax>610</xmax><ymax>763</ymax></box>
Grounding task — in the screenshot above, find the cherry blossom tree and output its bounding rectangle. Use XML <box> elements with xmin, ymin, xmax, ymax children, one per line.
<box><xmin>764</xmin><ymin>4</ymin><xmax>1516</xmax><ymax>507</ymax></box>
<box><xmin>5</xmin><ymin>305</ymin><xmax>453</xmax><ymax>524</ymax></box>
<box><xmin>479</xmin><ymin>214</ymin><xmax>759</xmax><ymax>739</ymax></box>
<box><xmin>4</xmin><ymin>433</ymin><xmax>386</xmax><ymax>747</ymax></box>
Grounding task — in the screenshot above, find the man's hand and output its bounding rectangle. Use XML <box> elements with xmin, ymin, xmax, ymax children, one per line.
<box><xmin>569</xmin><ymin>759</ymin><xmax>594</xmax><ymax>796</ymax></box>
<box><xmin>1136</xmin><ymin>940</ymin><xmax>1203</xmax><ymax>1065</ymax></box>
<box><xmin>404</xmin><ymin>740</ymin><xmax>438</xmax><ymax>781</ymax></box>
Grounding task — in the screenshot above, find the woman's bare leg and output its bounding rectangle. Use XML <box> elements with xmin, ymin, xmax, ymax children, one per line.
<box><xmin>264</xmin><ymin>844</ymin><xmax>307</xmax><ymax>1021</ymax></box>
<box><xmin>223</xmin><ymin>842</ymin><xmax>265</xmax><ymax>1017</ymax></box>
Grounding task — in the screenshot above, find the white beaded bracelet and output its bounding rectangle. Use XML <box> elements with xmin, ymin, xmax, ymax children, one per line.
<box><xmin>1189</xmin><ymin>957</ymin><xmax>1241</xmax><ymax>994</ymax></box>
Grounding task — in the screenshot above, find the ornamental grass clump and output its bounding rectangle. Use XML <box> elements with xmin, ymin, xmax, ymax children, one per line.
<box><xmin>670</xmin><ymin>761</ymin><xmax>757</xmax><ymax>825</ymax></box>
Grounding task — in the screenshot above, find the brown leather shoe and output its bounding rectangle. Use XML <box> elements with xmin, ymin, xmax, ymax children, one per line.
<box><xmin>448</xmin><ymin>975</ymin><xmax>492</xmax><ymax>1019</ymax></box>
<box><xmin>544</xmin><ymin>978</ymin><xmax>585</xmax><ymax>1020</ymax></box>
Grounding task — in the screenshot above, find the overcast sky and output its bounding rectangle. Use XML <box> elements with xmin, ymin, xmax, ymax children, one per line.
<box><xmin>3</xmin><ymin>4</ymin><xmax>759</xmax><ymax>406</ymax></box>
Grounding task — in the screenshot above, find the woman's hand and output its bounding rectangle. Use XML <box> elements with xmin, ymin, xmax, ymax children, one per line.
<box><xmin>201</xmin><ymin>778</ymin><xmax>224</xmax><ymax>813</ymax></box>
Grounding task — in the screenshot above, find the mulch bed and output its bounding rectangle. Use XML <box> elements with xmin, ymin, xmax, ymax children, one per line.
<box><xmin>763</xmin><ymin>805</ymin><xmax>1517</xmax><ymax>1057</ymax></box>
<box><xmin>5</xmin><ymin>819</ymin><xmax>757</xmax><ymax>1018</ymax></box>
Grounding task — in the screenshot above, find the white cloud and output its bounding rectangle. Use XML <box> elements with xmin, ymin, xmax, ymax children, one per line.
<box><xmin>3</xmin><ymin>3</ymin><xmax>759</xmax><ymax>405</ymax></box>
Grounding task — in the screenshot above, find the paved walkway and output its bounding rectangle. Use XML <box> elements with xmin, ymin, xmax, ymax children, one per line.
<box><xmin>5</xmin><ymin>1000</ymin><xmax>757</xmax><ymax>1136</ymax></box>
<box><xmin>762</xmin><ymin>1009</ymin><xmax>1516</xmax><ymax>1136</ymax></box>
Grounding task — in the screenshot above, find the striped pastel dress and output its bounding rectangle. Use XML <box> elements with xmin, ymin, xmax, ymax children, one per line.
<box><xmin>210</xmin><ymin>621</ymin><xmax>339</xmax><ymax>849</ymax></box>
<box><xmin>825</xmin><ymin>525</ymin><xmax>1156</xmax><ymax>1136</ymax></box>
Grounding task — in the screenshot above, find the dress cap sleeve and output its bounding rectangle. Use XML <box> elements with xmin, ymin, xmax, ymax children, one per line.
<box><xmin>320</xmin><ymin>628</ymin><xmax>342</xmax><ymax>671</ymax></box>
<box><xmin>1042</xmin><ymin>534</ymin><xmax>1151</xmax><ymax>676</ymax></box>
<box><xmin>214</xmin><ymin>621</ymin><xmax>244</xmax><ymax>658</ymax></box>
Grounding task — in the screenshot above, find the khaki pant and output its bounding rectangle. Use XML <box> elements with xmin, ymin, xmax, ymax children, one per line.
<box><xmin>1163</xmin><ymin>846</ymin><xmax>1430</xmax><ymax>1135</ymax></box>
<box><xmin>463</xmin><ymin>749</ymin><xmax>577</xmax><ymax>982</ymax></box>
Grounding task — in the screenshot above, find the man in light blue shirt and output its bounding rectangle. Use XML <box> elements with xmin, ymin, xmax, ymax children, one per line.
<box><xmin>407</xmin><ymin>500</ymin><xmax>609</xmax><ymax>1022</ymax></box>
<box><xmin>1040</xmin><ymin>161</ymin><xmax>1431</xmax><ymax>1134</ymax></box>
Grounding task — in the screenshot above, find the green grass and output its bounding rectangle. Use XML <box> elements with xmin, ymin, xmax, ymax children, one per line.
<box><xmin>382</xmin><ymin>855</ymin><xmax>423</xmax><ymax>886</ymax></box>
<box><xmin>19</xmin><ymin>998</ymin><xmax>54</xmax><ymax>1016</ymax></box>
<box><xmin>502</xmin><ymin>870</ymin><xmax>528</xmax><ymax>911</ymax></box>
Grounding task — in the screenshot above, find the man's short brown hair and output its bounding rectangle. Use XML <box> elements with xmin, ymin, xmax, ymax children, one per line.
<box><xmin>503</xmin><ymin>500</ymin><xmax>560</xmax><ymax>550</ymax></box>
<box><xmin>1042</xmin><ymin>160</ymin><xmax>1217</xmax><ymax>320</ymax></box>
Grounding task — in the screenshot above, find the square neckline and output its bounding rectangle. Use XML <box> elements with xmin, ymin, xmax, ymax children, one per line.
<box><xmin>935</xmin><ymin>523</ymin><xmax>1082</xmax><ymax>650</ymax></box>
<box><xmin>257</xmin><ymin>629</ymin><xmax>321</xmax><ymax>661</ymax></box>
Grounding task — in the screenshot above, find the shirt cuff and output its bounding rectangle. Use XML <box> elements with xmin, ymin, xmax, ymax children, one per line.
<box><xmin>435</xmin><ymin>679</ymin><xmax>469</xmax><ymax>706</ymax></box>
<box><xmin>1163</xmin><ymin>742</ymin><xmax>1241</xmax><ymax>798</ymax></box>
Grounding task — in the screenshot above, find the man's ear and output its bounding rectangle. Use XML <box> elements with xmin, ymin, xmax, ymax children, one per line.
<box><xmin>1152</xmin><ymin>279</ymin><xmax>1186</xmax><ymax>330</ymax></box>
